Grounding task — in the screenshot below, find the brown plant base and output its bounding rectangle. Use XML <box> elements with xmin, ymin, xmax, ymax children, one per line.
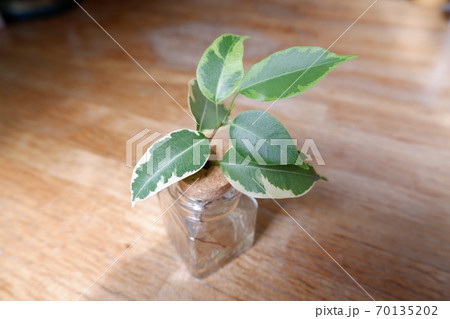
<box><xmin>179</xmin><ymin>164</ymin><xmax>231</xmax><ymax>200</ymax></box>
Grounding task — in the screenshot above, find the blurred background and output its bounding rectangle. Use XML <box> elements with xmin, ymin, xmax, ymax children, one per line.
<box><xmin>0</xmin><ymin>0</ymin><xmax>449</xmax><ymax>300</ymax></box>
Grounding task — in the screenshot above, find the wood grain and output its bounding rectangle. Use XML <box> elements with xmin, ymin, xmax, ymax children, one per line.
<box><xmin>0</xmin><ymin>0</ymin><xmax>449</xmax><ymax>300</ymax></box>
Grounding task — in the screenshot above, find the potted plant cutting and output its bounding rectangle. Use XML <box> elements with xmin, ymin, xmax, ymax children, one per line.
<box><xmin>130</xmin><ymin>34</ymin><xmax>356</xmax><ymax>277</ymax></box>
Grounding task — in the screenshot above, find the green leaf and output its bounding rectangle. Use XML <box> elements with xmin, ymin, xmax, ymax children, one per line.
<box><xmin>196</xmin><ymin>34</ymin><xmax>249</xmax><ymax>103</ymax></box>
<box><xmin>220</xmin><ymin>147</ymin><xmax>322</xmax><ymax>198</ymax></box>
<box><xmin>229</xmin><ymin>110</ymin><xmax>298</xmax><ymax>165</ymax></box>
<box><xmin>239</xmin><ymin>47</ymin><xmax>357</xmax><ymax>101</ymax></box>
<box><xmin>131</xmin><ymin>129</ymin><xmax>210</xmax><ymax>206</ymax></box>
<box><xmin>188</xmin><ymin>78</ymin><xmax>228</xmax><ymax>133</ymax></box>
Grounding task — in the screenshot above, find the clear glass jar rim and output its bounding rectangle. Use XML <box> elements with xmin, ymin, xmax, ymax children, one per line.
<box><xmin>169</xmin><ymin>182</ymin><xmax>242</xmax><ymax>221</ymax></box>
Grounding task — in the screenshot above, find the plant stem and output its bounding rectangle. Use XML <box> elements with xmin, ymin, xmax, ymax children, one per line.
<box><xmin>208</xmin><ymin>92</ymin><xmax>239</xmax><ymax>140</ymax></box>
<box><xmin>215</xmin><ymin>102</ymin><xmax>219</xmax><ymax>124</ymax></box>
<box><xmin>208</xmin><ymin>122</ymin><xmax>222</xmax><ymax>140</ymax></box>
<box><xmin>226</xmin><ymin>92</ymin><xmax>239</xmax><ymax>119</ymax></box>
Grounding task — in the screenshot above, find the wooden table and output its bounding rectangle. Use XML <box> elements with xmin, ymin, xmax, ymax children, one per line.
<box><xmin>1</xmin><ymin>0</ymin><xmax>449</xmax><ymax>300</ymax></box>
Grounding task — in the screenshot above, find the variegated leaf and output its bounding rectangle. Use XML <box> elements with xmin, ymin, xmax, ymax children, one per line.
<box><xmin>229</xmin><ymin>110</ymin><xmax>298</xmax><ymax>165</ymax></box>
<box><xmin>196</xmin><ymin>34</ymin><xmax>249</xmax><ymax>103</ymax></box>
<box><xmin>188</xmin><ymin>78</ymin><xmax>228</xmax><ymax>133</ymax></box>
<box><xmin>220</xmin><ymin>147</ymin><xmax>322</xmax><ymax>199</ymax></box>
<box><xmin>131</xmin><ymin>129</ymin><xmax>210</xmax><ymax>206</ymax></box>
<box><xmin>239</xmin><ymin>47</ymin><xmax>357</xmax><ymax>101</ymax></box>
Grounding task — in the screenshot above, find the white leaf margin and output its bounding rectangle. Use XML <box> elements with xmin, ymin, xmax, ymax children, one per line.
<box><xmin>130</xmin><ymin>129</ymin><xmax>209</xmax><ymax>207</ymax></box>
<box><xmin>221</xmin><ymin>164</ymin><xmax>318</xmax><ymax>199</ymax></box>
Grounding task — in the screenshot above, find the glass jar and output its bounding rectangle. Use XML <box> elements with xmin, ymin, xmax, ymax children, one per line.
<box><xmin>158</xmin><ymin>182</ymin><xmax>258</xmax><ymax>278</ymax></box>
